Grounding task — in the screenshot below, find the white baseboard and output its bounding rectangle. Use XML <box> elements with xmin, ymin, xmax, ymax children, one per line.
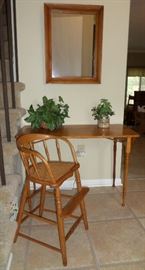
<box><xmin>6</xmin><ymin>252</ymin><xmax>13</xmax><ymax>270</ymax></box>
<box><xmin>30</xmin><ymin>178</ymin><xmax>122</xmax><ymax>190</ymax></box>
<box><xmin>61</xmin><ymin>178</ymin><xmax>122</xmax><ymax>189</ymax></box>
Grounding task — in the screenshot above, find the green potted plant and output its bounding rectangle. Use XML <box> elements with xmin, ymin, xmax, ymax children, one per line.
<box><xmin>91</xmin><ymin>98</ymin><xmax>115</xmax><ymax>128</ymax></box>
<box><xmin>25</xmin><ymin>96</ymin><xmax>69</xmax><ymax>131</ymax></box>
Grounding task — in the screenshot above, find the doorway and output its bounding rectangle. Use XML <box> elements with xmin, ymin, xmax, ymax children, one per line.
<box><xmin>124</xmin><ymin>0</ymin><xmax>145</xmax><ymax>129</ymax></box>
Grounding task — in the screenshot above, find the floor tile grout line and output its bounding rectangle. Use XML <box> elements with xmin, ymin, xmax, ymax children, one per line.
<box><xmin>88</xmin><ymin>217</ymin><xmax>137</xmax><ymax>223</ymax></box>
<box><xmin>12</xmin><ymin>220</ymin><xmax>33</xmax><ymax>270</ymax></box>
<box><xmin>86</xmin><ymin>230</ymin><xmax>101</xmax><ymax>270</ymax></box>
<box><xmin>19</xmin><ymin>188</ymin><xmax>145</xmax><ymax>269</ymax></box>
<box><xmin>26</xmin><ymin>216</ymin><xmax>139</xmax><ymax>229</ymax></box>
<box><xmin>48</xmin><ymin>265</ymin><xmax>95</xmax><ymax>270</ymax></box>
<box><xmin>87</xmin><ymin>217</ymin><xmax>145</xmax><ymax>270</ymax></box>
<box><xmin>127</xmin><ymin>190</ymin><xmax>145</xmax><ymax>193</ymax></box>
<box><xmin>16</xmin><ymin>221</ymin><xmax>95</xmax><ymax>270</ymax></box>
<box><xmin>137</xmin><ymin>216</ymin><xmax>145</xmax><ymax>224</ymax></box>
<box><xmin>23</xmin><ymin>219</ymin><xmax>33</xmax><ymax>270</ymax></box>
<box><xmin>100</xmin><ymin>259</ymin><xmax>145</xmax><ymax>268</ymax></box>
<box><xmin>123</xmin><ymin>200</ymin><xmax>145</xmax><ymax>232</ymax></box>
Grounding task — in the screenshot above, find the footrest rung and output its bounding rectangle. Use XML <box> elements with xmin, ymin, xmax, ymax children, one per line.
<box><xmin>62</xmin><ymin>187</ymin><xmax>89</xmax><ymax>217</ymax></box>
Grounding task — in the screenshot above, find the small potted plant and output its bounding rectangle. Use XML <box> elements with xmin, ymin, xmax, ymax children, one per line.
<box><xmin>25</xmin><ymin>96</ymin><xmax>69</xmax><ymax>131</ymax></box>
<box><xmin>91</xmin><ymin>98</ymin><xmax>115</xmax><ymax>128</ymax></box>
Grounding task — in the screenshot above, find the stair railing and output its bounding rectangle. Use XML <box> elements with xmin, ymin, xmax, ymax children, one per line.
<box><xmin>0</xmin><ymin>0</ymin><xmax>11</xmax><ymax>141</ymax></box>
<box><xmin>0</xmin><ymin>130</ymin><xmax>6</xmax><ymax>185</ymax></box>
<box><xmin>0</xmin><ymin>0</ymin><xmax>18</xmax><ymax>185</ymax></box>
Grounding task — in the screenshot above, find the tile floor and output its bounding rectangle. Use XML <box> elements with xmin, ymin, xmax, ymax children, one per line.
<box><xmin>11</xmin><ymin>136</ymin><xmax>145</xmax><ymax>270</ymax></box>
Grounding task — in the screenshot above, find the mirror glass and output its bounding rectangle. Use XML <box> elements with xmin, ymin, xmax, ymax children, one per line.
<box><xmin>44</xmin><ymin>4</ymin><xmax>104</xmax><ymax>83</ymax></box>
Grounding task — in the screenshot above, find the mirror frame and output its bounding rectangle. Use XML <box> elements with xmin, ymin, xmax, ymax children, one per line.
<box><xmin>44</xmin><ymin>3</ymin><xmax>104</xmax><ymax>84</ymax></box>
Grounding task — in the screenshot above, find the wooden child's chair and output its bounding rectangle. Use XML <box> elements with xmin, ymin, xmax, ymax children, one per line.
<box><xmin>14</xmin><ymin>133</ymin><xmax>89</xmax><ymax>266</ymax></box>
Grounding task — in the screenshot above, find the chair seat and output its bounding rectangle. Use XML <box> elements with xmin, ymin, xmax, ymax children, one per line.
<box><xmin>29</xmin><ymin>161</ymin><xmax>80</xmax><ymax>187</ymax></box>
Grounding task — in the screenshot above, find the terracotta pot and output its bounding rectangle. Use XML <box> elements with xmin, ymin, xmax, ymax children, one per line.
<box><xmin>40</xmin><ymin>122</ymin><xmax>48</xmax><ymax>129</ymax></box>
<box><xmin>40</xmin><ymin>122</ymin><xmax>62</xmax><ymax>130</ymax></box>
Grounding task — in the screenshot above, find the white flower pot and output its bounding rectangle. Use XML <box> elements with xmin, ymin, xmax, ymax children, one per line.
<box><xmin>98</xmin><ymin>117</ymin><xmax>110</xmax><ymax>128</ymax></box>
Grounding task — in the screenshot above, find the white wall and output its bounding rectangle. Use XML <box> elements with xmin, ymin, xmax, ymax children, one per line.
<box><xmin>16</xmin><ymin>0</ymin><xmax>130</xmax><ymax>185</ymax></box>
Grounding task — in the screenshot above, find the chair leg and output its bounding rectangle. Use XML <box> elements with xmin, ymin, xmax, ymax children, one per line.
<box><xmin>27</xmin><ymin>181</ymin><xmax>32</xmax><ymax>211</ymax></box>
<box><xmin>75</xmin><ymin>170</ymin><xmax>89</xmax><ymax>230</ymax></box>
<box><xmin>14</xmin><ymin>180</ymin><xmax>29</xmax><ymax>243</ymax></box>
<box><xmin>54</xmin><ymin>188</ymin><xmax>67</xmax><ymax>266</ymax></box>
<box><xmin>39</xmin><ymin>185</ymin><xmax>46</xmax><ymax>216</ymax></box>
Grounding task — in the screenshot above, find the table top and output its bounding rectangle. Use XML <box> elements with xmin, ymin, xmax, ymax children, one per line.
<box><xmin>16</xmin><ymin>124</ymin><xmax>140</xmax><ymax>139</ymax></box>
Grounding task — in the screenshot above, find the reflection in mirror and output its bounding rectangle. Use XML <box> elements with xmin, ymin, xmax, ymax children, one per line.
<box><xmin>52</xmin><ymin>11</ymin><xmax>96</xmax><ymax>77</ymax></box>
<box><xmin>44</xmin><ymin>4</ymin><xmax>104</xmax><ymax>84</ymax></box>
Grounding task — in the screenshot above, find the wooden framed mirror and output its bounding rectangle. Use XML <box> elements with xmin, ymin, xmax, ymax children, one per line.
<box><xmin>44</xmin><ymin>3</ymin><xmax>104</xmax><ymax>84</ymax></box>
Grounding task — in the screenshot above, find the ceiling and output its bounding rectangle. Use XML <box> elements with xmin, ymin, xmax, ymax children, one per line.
<box><xmin>128</xmin><ymin>0</ymin><xmax>145</xmax><ymax>52</ymax></box>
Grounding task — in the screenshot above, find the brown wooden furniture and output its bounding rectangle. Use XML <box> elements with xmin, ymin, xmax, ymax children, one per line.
<box><xmin>134</xmin><ymin>91</ymin><xmax>145</xmax><ymax>134</ymax></box>
<box><xmin>125</xmin><ymin>91</ymin><xmax>145</xmax><ymax>133</ymax></box>
<box><xmin>124</xmin><ymin>95</ymin><xmax>135</xmax><ymax>126</ymax></box>
<box><xmin>16</xmin><ymin>124</ymin><xmax>139</xmax><ymax>206</ymax></box>
<box><xmin>127</xmin><ymin>95</ymin><xmax>134</xmax><ymax>105</ymax></box>
<box><xmin>14</xmin><ymin>133</ymin><xmax>89</xmax><ymax>266</ymax></box>
<box><xmin>134</xmin><ymin>91</ymin><xmax>145</xmax><ymax>110</ymax></box>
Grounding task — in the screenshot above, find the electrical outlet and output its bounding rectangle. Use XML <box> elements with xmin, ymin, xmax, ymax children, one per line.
<box><xmin>76</xmin><ymin>144</ymin><xmax>86</xmax><ymax>157</ymax></box>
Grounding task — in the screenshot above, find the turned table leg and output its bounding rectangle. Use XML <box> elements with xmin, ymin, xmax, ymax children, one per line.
<box><xmin>113</xmin><ymin>139</ymin><xmax>117</xmax><ymax>187</ymax></box>
<box><xmin>122</xmin><ymin>137</ymin><xmax>131</xmax><ymax>206</ymax></box>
